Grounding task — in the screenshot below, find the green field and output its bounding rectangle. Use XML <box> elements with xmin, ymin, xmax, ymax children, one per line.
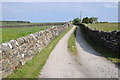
<box><xmin>87</xmin><ymin>23</ymin><xmax>119</xmax><ymax>31</ymax></box>
<box><xmin>0</xmin><ymin>26</ymin><xmax>50</xmax><ymax>44</ymax></box>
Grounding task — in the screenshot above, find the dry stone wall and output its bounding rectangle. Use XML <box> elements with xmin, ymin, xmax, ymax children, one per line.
<box><xmin>0</xmin><ymin>22</ymin><xmax>72</xmax><ymax>78</ymax></box>
<box><xmin>1</xmin><ymin>23</ymin><xmax>66</xmax><ymax>28</ymax></box>
<box><xmin>79</xmin><ymin>23</ymin><xmax>120</xmax><ymax>53</ymax></box>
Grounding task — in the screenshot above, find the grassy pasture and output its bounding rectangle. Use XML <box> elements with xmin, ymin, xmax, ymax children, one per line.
<box><xmin>0</xmin><ymin>26</ymin><xmax>50</xmax><ymax>44</ymax></box>
<box><xmin>87</xmin><ymin>23</ymin><xmax>119</xmax><ymax>31</ymax></box>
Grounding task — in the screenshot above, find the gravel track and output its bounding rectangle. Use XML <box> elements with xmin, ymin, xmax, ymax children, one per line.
<box><xmin>38</xmin><ymin>25</ymin><xmax>118</xmax><ymax>78</ymax></box>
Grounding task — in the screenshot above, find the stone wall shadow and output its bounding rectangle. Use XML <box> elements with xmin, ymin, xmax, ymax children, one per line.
<box><xmin>76</xmin><ymin>26</ymin><xmax>102</xmax><ymax>56</ymax></box>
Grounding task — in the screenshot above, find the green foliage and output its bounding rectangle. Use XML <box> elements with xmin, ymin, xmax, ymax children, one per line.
<box><xmin>98</xmin><ymin>21</ymin><xmax>108</xmax><ymax>23</ymax></box>
<box><xmin>72</xmin><ymin>18</ymin><xmax>81</xmax><ymax>24</ymax></box>
<box><xmin>89</xmin><ymin>18</ymin><xmax>94</xmax><ymax>23</ymax></box>
<box><xmin>82</xmin><ymin>17</ymin><xmax>98</xmax><ymax>24</ymax></box>
<box><xmin>8</xmin><ymin>26</ymin><xmax>73</xmax><ymax>78</ymax></box>
<box><xmin>82</xmin><ymin>17</ymin><xmax>89</xmax><ymax>24</ymax></box>
<box><xmin>90</xmin><ymin>17</ymin><xmax>98</xmax><ymax>23</ymax></box>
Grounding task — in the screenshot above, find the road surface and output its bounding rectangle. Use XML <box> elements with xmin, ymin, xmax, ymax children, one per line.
<box><xmin>38</xmin><ymin>25</ymin><xmax>118</xmax><ymax>78</ymax></box>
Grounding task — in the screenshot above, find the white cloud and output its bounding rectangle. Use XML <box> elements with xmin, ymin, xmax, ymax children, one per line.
<box><xmin>104</xmin><ymin>2</ymin><xmax>118</xmax><ymax>8</ymax></box>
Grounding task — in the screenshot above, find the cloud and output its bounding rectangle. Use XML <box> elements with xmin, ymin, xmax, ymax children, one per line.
<box><xmin>104</xmin><ymin>2</ymin><xmax>118</xmax><ymax>8</ymax></box>
<box><xmin>1</xmin><ymin>2</ymin><xmax>118</xmax><ymax>22</ymax></box>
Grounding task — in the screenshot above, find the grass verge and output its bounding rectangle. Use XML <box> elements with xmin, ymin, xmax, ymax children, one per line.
<box><xmin>7</xmin><ymin>26</ymin><xmax>73</xmax><ymax>78</ymax></box>
<box><xmin>80</xmin><ymin>27</ymin><xmax>120</xmax><ymax>64</ymax></box>
<box><xmin>68</xmin><ymin>27</ymin><xmax>77</xmax><ymax>55</ymax></box>
<box><xmin>87</xmin><ymin>23</ymin><xmax>119</xmax><ymax>31</ymax></box>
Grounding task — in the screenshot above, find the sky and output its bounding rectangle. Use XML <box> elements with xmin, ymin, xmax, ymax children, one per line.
<box><xmin>1</xmin><ymin>2</ymin><xmax>119</xmax><ymax>23</ymax></box>
<box><xmin>1</xmin><ymin>0</ymin><xmax>119</xmax><ymax>2</ymax></box>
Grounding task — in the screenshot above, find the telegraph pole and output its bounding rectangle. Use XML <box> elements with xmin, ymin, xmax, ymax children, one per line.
<box><xmin>80</xmin><ymin>11</ymin><xmax>82</xmax><ymax>23</ymax></box>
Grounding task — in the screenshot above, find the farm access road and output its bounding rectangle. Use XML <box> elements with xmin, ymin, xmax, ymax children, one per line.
<box><xmin>38</xmin><ymin>25</ymin><xmax>118</xmax><ymax>78</ymax></box>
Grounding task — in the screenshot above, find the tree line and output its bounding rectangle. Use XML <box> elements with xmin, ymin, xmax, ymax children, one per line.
<box><xmin>72</xmin><ymin>17</ymin><xmax>98</xmax><ymax>24</ymax></box>
<box><xmin>72</xmin><ymin>17</ymin><xmax>109</xmax><ymax>24</ymax></box>
<box><xmin>1</xmin><ymin>21</ymin><xmax>30</xmax><ymax>23</ymax></box>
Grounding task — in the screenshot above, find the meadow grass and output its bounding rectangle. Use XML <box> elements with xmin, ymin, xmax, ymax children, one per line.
<box><xmin>7</xmin><ymin>26</ymin><xmax>73</xmax><ymax>78</ymax></box>
<box><xmin>80</xmin><ymin>27</ymin><xmax>120</xmax><ymax>64</ymax></box>
<box><xmin>87</xmin><ymin>23</ymin><xmax>119</xmax><ymax>31</ymax></box>
<box><xmin>1</xmin><ymin>26</ymin><xmax>50</xmax><ymax>44</ymax></box>
<box><xmin>68</xmin><ymin>27</ymin><xmax>77</xmax><ymax>55</ymax></box>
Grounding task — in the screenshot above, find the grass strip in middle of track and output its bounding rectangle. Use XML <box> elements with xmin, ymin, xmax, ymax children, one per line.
<box><xmin>68</xmin><ymin>27</ymin><xmax>77</xmax><ymax>55</ymax></box>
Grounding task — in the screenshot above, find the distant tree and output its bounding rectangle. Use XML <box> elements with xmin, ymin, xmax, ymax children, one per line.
<box><xmin>99</xmin><ymin>21</ymin><xmax>108</xmax><ymax>23</ymax></box>
<box><xmin>95</xmin><ymin>21</ymin><xmax>98</xmax><ymax>23</ymax></box>
<box><xmin>88</xmin><ymin>17</ymin><xmax>98</xmax><ymax>23</ymax></box>
<box><xmin>90</xmin><ymin>17</ymin><xmax>98</xmax><ymax>23</ymax></box>
<box><xmin>72</xmin><ymin>18</ymin><xmax>81</xmax><ymax>24</ymax></box>
<box><xmin>27</xmin><ymin>21</ymin><xmax>30</xmax><ymax>23</ymax></box>
<box><xmin>69</xmin><ymin>21</ymin><xmax>72</xmax><ymax>23</ymax></box>
<box><xmin>82</xmin><ymin>17</ymin><xmax>98</xmax><ymax>24</ymax></box>
<box><xmin>89</xmin><ymin>18</ymin><xmax>94</xmax><ymax>23</ymax></box>
<box><xmin>105</xmin><ymin>21</ymin><xmax>108</xmax><ymax>23</ymax></box>
<box><xmin>82</xmin><ymin>17</ymin><xmax>89</xmax><ymax>24</ymax></box>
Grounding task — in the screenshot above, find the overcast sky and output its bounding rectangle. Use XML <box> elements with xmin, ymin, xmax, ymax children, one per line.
<box><xmin>1</xmin><ymin>2</ymin><xmax>119</xmax><ymax>22</ymax></box>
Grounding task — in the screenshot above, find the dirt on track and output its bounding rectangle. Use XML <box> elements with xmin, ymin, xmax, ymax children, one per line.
<box><xmin>38</xmin><ymin>25</ymin><xmax>118</xmax><ymax>78</ymax></box>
